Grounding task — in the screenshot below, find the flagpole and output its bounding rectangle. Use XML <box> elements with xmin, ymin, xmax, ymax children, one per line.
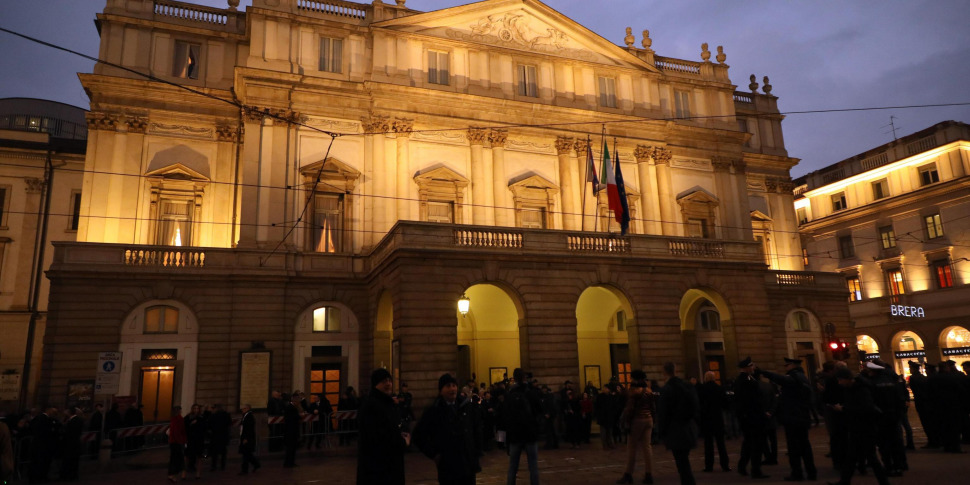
<box><xmin>595</xmin><ymin>125</ymin><xmax>605</xmax><ymax>233</ymax></box>
<box><xmin>580</xmin><ymin>135</ymin><xmax>590</xmax><ymax>233</ymax></box>
<box><xmin>611</xmin><ymin>137</ymin><xmax>618</xmax><ymax>235</ymax></box>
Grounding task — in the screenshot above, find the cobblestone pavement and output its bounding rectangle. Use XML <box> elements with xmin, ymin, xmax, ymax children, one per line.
<box><xmin>61</xmin><ymin>413</ymin><xmax>969</xmax><ymax>485</ymax></box>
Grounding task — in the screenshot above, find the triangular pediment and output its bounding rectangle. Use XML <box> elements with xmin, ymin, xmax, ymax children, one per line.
<box><xmin>414</xmin><ymin>165</ymin><xmax>469</xmax><ymax>186</ymax></box>
<box><xmin>508</xmin><ymin>173</ymin><xmax>558</xmax><ymax>192</ymax></box>
<box><xmin>374</xmin><ymin>0</ymin><xmax>658</xmax><ymax>71</ymax></box>
<box><xmin>145</xmin><ymin>163</ymin><xmax>209</xmax><ymax>181</ymax></box>
<box><xmin>676</xmin><ymin>186</ymin><xmax>719</xmax><ymax>205</ymax></box>
<box><xmin>300</xmin><ymin>157</ymin><xmax>360</xmax><ymax>178</ymax></box>
<box><xmin>750</xmin><ymin>210</ymin><xmax>773</xmax><ymax>222</ymax></box>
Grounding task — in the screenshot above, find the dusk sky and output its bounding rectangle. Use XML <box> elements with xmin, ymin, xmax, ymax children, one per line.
<box><xmin>1</xmin><ymin>0</ymin><xmax>968</xmax><ymax>178</ymax></box>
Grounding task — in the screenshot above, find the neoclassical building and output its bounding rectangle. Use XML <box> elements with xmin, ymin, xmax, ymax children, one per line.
<box><xmin>37</xmin><ymin>0</ymin><xmax>849</xmax><ymax>419</ymax></box>
<box><xmin>795</xmin><ymin>120</ymin><xmax>970</xmax><ymax>378</ymax></box>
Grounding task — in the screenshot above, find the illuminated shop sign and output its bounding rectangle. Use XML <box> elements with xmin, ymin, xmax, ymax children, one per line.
<box><xmin>862</xmin><ymin>353</ymin><xmax>881</xmax><ymax>361</ymax></box>
<box><xmin>890</xmin><ymin>305</ymin><xmax>925</xmax><ymax>318</ymax></box>
<box><xmin>894</xmin><ymin>350</ymin><xmax>926</xmax><ymax>359</ymax></box>
<box><xmin>942</xmin><ymin>347</ymin><xmax>970</xmax><ymax>356</ymax></box>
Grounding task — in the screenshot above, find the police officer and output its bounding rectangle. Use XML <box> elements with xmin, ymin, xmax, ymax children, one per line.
<box><xmin>763</xmin><ymin>358</ymin><xmax>817</xmax><ymax>481</ymax></box>
<box><xmin>733</xmin><ymin>357</ymin><xmax>769</xmax><ymax>479</ymax></box>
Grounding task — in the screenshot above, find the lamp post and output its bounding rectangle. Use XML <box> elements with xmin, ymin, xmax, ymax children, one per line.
<box><xmin>458</xmin><ymin>293</ymin><xmax>470</xmax><ymax>316</ymax></box>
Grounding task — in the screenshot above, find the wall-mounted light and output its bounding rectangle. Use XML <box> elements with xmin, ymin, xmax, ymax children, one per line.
<box><xmin>458</xmin><ymin>293</ymin><xmax>470</xmax><ymax>316</ymax></box>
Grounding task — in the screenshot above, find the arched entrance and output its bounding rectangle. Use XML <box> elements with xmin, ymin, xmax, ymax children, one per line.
<box><xmin>891</xmin><ymin>330</ymin><xmax>925</xmax><ymax>379</ymax></box>
<box><xmin>680</xmin><ymin>289</ymin><xmax>735</xmax><ymax>382</ymax></box>
<box><xmin>576</xmin><ymin>285</ymin><xmax>633</xmax><ymax>389</ymax></box>
<box><xmin>293</xmin><ymin>301</ymin><xmax>360</xmax><ymax>408</ymax></box>
<box><xmin>456</xmin><ymin>283</ymin><xmax>522</xmax><ymax>387</ymax></box>
<box><xmin>856</xmin><ymin>334</ymin><xmax>881</xmax><ymax>361</ymax></box>
<box><xmin>784</xmin><ymin>309</ymin><xmax>823</xmax><ymax>374</ymax></box>
<box><xmin>939</xmin><ymin>326</ymin><xmax>970</xmax><ymax>369</ymax></box>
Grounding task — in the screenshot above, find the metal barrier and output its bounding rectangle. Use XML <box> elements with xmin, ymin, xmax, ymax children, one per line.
<box><xmin>264</xmin><ymin>411</ymin><xmax>359</xmax><ymax>449</ymax></box>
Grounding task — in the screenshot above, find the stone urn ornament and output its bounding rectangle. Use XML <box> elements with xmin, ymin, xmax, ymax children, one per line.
<box><xmin>749</xmin><ymin>74</ymin><xmax>759</xmax><ymax>93</ymax></box>
<box><xmin>624</xmin><ymin>27</ymin><xmax>635</xmax><ymax>48</ymax></box>
<box><xmin>396</xmin><ymin>0</ymin><xmax>406</xmax><ymax>6</ymax></box>
<box><xmin>227</xmin><ymin>0</ymin><xmax>239</xmax><ymax>10</ymax></box>
<box><xmin>762</xmin><ymin>76</ymin><xmax>772</xmax><ymax>95</ymax></box>
<box><xmin>701</xmin><ymin>43</ymin><xmax>711</xmax><ymax>62</ymax></box>
<box><xmin>716</xmin><ymin>46</ymin><xmax>726</xmax><ymax>64</ymax></box>
<box><xmin>642</xmin><ymin>29</ymin><xmax>652</xmax><ymax>50</ymax></box>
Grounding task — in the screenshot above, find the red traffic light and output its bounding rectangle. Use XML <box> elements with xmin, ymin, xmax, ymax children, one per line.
<box><xmin>829</xmin><ymin>342</ymin><xmax>840</xmax><ymax>350</ymax></box>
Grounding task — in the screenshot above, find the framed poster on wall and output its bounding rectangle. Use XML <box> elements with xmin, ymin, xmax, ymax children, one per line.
<box><xmin>489</xmin><ymin>367</ymin><xmax>508</xmax><ymax>385</ymax></box>
<box><xmin>239</xmin><ymin>351</ymin><xmax>271</xmax><ymax>411</ymax></box>
<box><xmin>584</xmin><ymin>365</ymin><xmax>601</xmax><ymax>390</ymax></box>
<box><xmin>65</xmin><ymin>379</ymin><xmax>95</xmax><ymax>413</ymax></box>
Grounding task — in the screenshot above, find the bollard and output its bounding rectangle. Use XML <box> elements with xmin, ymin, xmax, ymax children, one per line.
<box><xmin>98</xmin><ymin>439</ymin><xmax>113</xmax><ymax>472</ymax></box>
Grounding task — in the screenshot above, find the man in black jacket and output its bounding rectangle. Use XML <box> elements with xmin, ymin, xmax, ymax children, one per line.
<box><xmin>413</xmin><ymin>373</ymin><xmax>481</xmax><ymax>485</ymax></box>
<box><xmin>238</xmin><ymin>404</ymin><xmax>260</xmax><ymax>475</ymax></box>
<box><xmin>282</xmin><ymin>394</ymin><xmax>302</xmax><ymax>468</ymax></box>
<box><xmin>504</xmin><ymin>368</ymin><xmax>542</xmax><ymax>485</ymax></box>
<box><xmin>763</xmin><ymin>357</ymin><xmax>817</xmax><ymax>481</ymax></box>
<box><xmin>658</xmin><ymin>361</ymin><xmax>699</xmax><ymax>485</ymax></box>
<box><xmin>827</xmin><ymin>368</ymin><xmax>889</xmax><ymax>485</ymax></box>
<box><xmin>698</xmin><ymin>371</ymin><xmax>731</xmax><ymax>473</ymax></box>
<box><xmin>357</xmin><ymin>368</ymin><xmax>408</xmax><ymax>485</ymax></box>
<box><xmin>207</xmin><ymin>404</ymin><xmax>232</xmax><ymax>471</ymax></box>
<box><xmin>734</xmin><ymin>357</ymin><xmax>769</xmax><ymax>480</ymax></box>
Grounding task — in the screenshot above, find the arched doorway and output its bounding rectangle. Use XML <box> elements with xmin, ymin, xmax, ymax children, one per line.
<box><xmin>680</xmin><ymin>289</ymin><xmax>734</xmax><ymax>383</ymax></box>
<box><xmin>939</xmin><ymin>326</ymin><xmax>970</xmax><ymax>369</ymax></box>
<box><xmin>293</xmin><ymin>302</ymin><xmax>360</xmax><ymax>409</ymax></box>
<box><xmin>891</xmin><ymin>330</ymin><xmax>925</xmax><ymax>379</ymax></box>
<box><xmin>456</xmin><ymin>284</ymin><xmax>522</xmax><ymax>387</ymax></box>
<box><xmin>784</xmin><ymin>309</ymin><xmax>823</xmax><ymax>374</ymax></box>
<box><xmin>856</xmin><ymin>334</ymin><xmax>881</xmax><ymax>361</ymax></box>
<box><xmin>576</xmin><ymin>286</ymin><xmax>633</xmax><ymax>390</ymax></box>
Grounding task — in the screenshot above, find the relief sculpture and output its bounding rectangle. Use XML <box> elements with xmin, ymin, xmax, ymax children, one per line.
<box><xmin>446</xmin><ymin>13</ymin><xmax>596</xmax><ymax>61</ymax></box>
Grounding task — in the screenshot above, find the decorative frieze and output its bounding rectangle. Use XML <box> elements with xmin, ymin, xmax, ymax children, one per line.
<box><xmin>446</xmin><ymin>14</ymin><xmax>597</xmax><ymax>62</ymax></box>
<box><xmin>412</xmin><ymin>130</ymin><xmax>467</xmax><ymax>145</ymax></box>
<box><xmin>148</xmin><ymin>122</ymin><xmax>214</xmax><ymax>140</ymax></box>
<box><xmin>671</xmin><ymin>158</ymin><xmax>712</xmax><ymax>172</ymax></box>
<box><xmin>746</xmin><ymin>176</ymin><xmax>766</xmax><ymax>192</ymax></box>
<box><xmin>506</xmin><ymin>139</ymin><xmax>551</xmax><ymax>153</ymax></box>
<box><xmin>303</xmin><ymin>118</ymin><xmax>360</xmax><ymax>133</ymax></box>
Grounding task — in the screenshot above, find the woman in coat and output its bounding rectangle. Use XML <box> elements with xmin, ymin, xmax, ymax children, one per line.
<box><xmin>167</xmin><ymin>406</ymin><xmax>187</xmax><ymax>483</ymax></box>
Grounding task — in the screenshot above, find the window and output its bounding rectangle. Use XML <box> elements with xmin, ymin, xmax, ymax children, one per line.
<box><xmin>791</xmin><ymin>311</ymin><xmax>811</xmax><ymax>332</ymax></box>
<box><xmin>879</xmin><ymin>225</ymin><xmax>896</xmax><ymax>249</ymax></box>
<box><xmin>319</xmin><ymin>37</ymin><xmax>343</xmax><ymax>73</ymax></box>
<box><xmin>312</xmin><ymin>194</ymin><xmax>343</xmax><ymax>253</ymax></box>
<box><xmin>838</xmin><ymin>235</ymin><xmax>854</xmax><ymax>259</ymax></box>
<box><xmin>173</xmin><ymin>41</ymin><xmax>201</xmax><ymax>79</ymax></box>
<box><xmin>831</xmin><ymin>192</ymin><xmax>847</xmax><ymax>212</ymax></box>
<box><xmin>519</xmin><ymin>207</ymin><xmax>546</xmax><ymax>229</ymax></box>
<box><xmin>886</xmin><ymin>268</ymin><xmax>905</xmax><ymax>296</ymax></box>
<box><xmin>802</xmin><ymin>248</ymin><xmax>809</xmax><ymax>266</ymax></box>
<box><xmin>0</xmin><ymin>186</ymin><xmax>8</xmax><ymax>228</ymax></box>
<box><xmin>427</xmin><ymin>201</ymin><xmax>454</xmax><ymax>223</ymax></box>
<box><xmin>312</xmin><ymin>306</ymin><xmax>341</xmax><ymax>332</ymax></box>
<box><xmin>674</xmin><ymin>90</ymin><xmax>691</xmax><ymax>119</ymax></box>
<box><xmin>615</xmin><ymin>310</ymin><xmax>626</xmax><ymax>331</ymax></box>
<box><xmin>156</xmin><ymin>199</ymin><xmax>192</xmax><ymax>246</ymax></box>
<box><xmin>872</xmin><ymin>179</ymin><xmax>889</xmax><ymax>200</ymax></box>
<box><xmin>687</xmin><ymin>218</ymin><xmax>709</xmax><ymax>238</ymax></box>
<box><xmin>69</xmin><ymin>191</ymin><xmax>82</xmax><ymax>231</ymax></box>
<box><xmin>517</xmin><ymin>64</ymin><xmax>538</xmax><ymax>97</ymax></box>
<box><xmin>598</xmin><ymin>76</ymin><xmax>617</xmax><ymax>108</ymax></box>
<box><xmin>925</xmin><ymin>214</ymin><xmax>944</xmax><ymax>239</ymax></box>
<box><xmin>141</xmin><ymin>349</ymin><xmax>177</xmax><ymax>360</ymax></box>
<box><xmin>428</xmin><ymin>50</ymin><xmax>449</xmax><ymax>85</ymax></box>
<box><xmin>918</xmin><ymin>164</ymin><xmax>939</xmax><ymax>186</ymax></box>
<box><xmin>697</xmin><ymin>302</ymin><xmax>720</xmax><ymax>331</ymax></box>
<box><xmin>932</xmin><ymin>260</ymin><xmax>954</xmax><ymax>289</ymax></box>
<box><xmin>846</xmin><ymin>276</ymin><xmax>862</xmax><ymax>302</ymax></box>
<box><xmin>145</xmin><ymin>306</ymin><xmax>179</xmax><ymax>334</ymax></box>
<box><xmin>796</xmin><ymin>208</ymin><xmax>807</xmax><ymax>225</ymax></box>
<box><xmin>738</xmin><ymin>119</ymin><xmax>751</xmax><ymax>147</ymax></box>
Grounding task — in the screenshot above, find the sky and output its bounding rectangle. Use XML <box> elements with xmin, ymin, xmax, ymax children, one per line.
<box><xmin>1</xmin><ymin>0</ymin><xmax>968</xmax><ymax>178</ymax></box>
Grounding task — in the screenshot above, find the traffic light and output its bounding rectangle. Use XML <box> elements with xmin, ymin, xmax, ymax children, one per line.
<box><xmin>828</xmin><ymin>339</ymin><xmax>849</xmax><ymax>360</ymax></box>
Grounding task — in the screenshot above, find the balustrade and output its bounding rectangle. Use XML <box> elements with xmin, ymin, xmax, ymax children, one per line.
<box><xmin>154</xmin><ymin>0</ymin><xmax>228</xmax><ymax>25</ymax></box>
<box><xmin>668</xmin><ymin>239</ymin><xmax>724</xmax><ymax>258</ymax></box>
<box><xmin>566</xmin><ymin>235</ymin><xmax>630</xmax><ymax>253</ymax></box>
<box><xmin>733</xmin><ymin>92</ymin><xmax>754</xmax><ymax>104</ymax></box>
<box><xmin>297</xmin><ymin>0</ymin><xmax>366</xmax><ymax>20</ymax></box>
<box><xmin>655</xmin><ymin>57</ymin><xmax>702</xmax><ymax>75</ymax></box>
<box><xmin>124</xmin><ymin>248</ymin><xmax>206</xmax><ymax>267</ymax></box>
<box><xmin>454</xmin><ymin>229</ymin><xmax>523</xmax><ymax>248</ymax></box>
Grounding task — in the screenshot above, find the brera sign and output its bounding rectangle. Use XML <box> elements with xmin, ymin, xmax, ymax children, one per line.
<box><xmin>890</xmin><ymin>305</ymin><xmax>925</xmax><ymax>318</ymax></box>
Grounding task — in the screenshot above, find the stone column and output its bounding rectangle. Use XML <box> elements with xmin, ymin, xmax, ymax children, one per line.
<box><xmin>635</xmin><ymin>145</ymin><xmax>662</xmax><ymax>235</ymax></box>
<box><xmin>392</xmin><ymin>119</ymin><xmax>413</xmax><ymax>222</ymax></box>
<box><xmin>468</xmin><ymin>128</ymin><xmax>488</xmax><ymax>225</ymax></box>
<box><xmin>652</xmin><ymin>147</ymin><xmax>676</xmax><ymax>236</ymax></box>
<box><xmin>237</xmin><ymin>109</ymin><xmax>264</xmax><ymax>247</ymax></box>
<box><xmin>121</xmin><ymin>116</ymin><xmax>147</xmax><ymax>243</ymax></box>
<box><xmin>732</xmin><ymin>160</ymin><xmax>753</xmax><ymax>237</ymax></box>
<box><xmin>555</xmin><ymin>136</ymin><xmax>577</xmax><ymax>230</ymax></box>
<box><xmin>489</xmin><ymin>129</ymin><xmax>509</xmax><ymax>226</ymax></box>
<box><xmin>362</xmin><ymin>115</ymin><xmax>390</xmax><ymax>241</ymax></box>
<box><xmin>574</xmin><ymin>138</ymin><xmax>596</xmax><ymax>231</ymax></box>
<box><xmin>712</xmin><ymin>158</ymin><xmax>738</xmax><ymax>240</ymax></box>
<box><xmin>11</xmin><ymin>178</ymin><xmax>45</xmax><ymax>308</ymax></box>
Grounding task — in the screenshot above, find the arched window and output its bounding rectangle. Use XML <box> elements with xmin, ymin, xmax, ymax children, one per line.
<box><xmin>697</xmin><ymin>301</ymin><xmax>721</xmax><ymax>332</ymax></box>
<box><xmin>144</xmin><ymin>305</ymin><xmax>179</xmax><ymax>334</ymax></box>
<box><xmin>312</xmin><ymin>306</ymin><xmax>342</xmax><ymax>332</ymax></box>
<box><xmin>791</xmin><ymin>311</ymin><xmax>811</xmax><ymax>332</ymax></box>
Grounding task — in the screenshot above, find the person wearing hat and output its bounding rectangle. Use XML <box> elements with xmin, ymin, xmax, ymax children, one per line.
<box><xmin>412</xmin><ymin>373</ymin><xmax>481</xmax><ymax>485</ymax></box>
<box><xmin>733</xmin><ymin>357</ymin><xmax>769</xmax><ymax>479</ymax></box>
<box><xmin>863</xmin><ymin>361</ymin><xmax>908</xmax><ymax>475</ymax></box>
<box><xmin>357</xmin><ymin>368</ymin><xmax>408</xmax><ymax>485</ymax></box>
<box><xmin>762</xmin><ymin>358</ymin><xmax>817</xmax><ymax>481</ymax></box>
<box><xmin>828</xmin><ymin>368</ymin><xmax>890</xmax><ymax>485</ymax></box>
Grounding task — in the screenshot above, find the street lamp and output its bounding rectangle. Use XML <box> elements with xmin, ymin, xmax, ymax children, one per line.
<box><xmin>457</xmin><ymin>293</ymin><xmax>470</xmax><ymax>316</ymax></box>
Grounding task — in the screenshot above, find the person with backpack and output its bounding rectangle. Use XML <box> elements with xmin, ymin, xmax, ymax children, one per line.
<box><xmin>762</xmin><ymin>357</ymin><xmax>818</xmax><ymax>481</ymax></box>
<box><xmin>504</xmin><ymin>368</ymin><xmax>542</xmax><ymax>485</ymax></box>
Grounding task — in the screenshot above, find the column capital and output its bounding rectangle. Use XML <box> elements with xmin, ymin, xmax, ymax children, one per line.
<box><xmin>85</xmin><ymin>111</ymin><xmax>119</xmax><ymax>131</ymax></box>
<box><xmin>765</xmin><ymin>177</ymin><xmax>778</xmax><ymax>192</ymax></box>
<box><xmin>391</xmin><ymin>118</ymin><xmax>414</xmax><ymax>136</ymax></box>
<box><xmin>488</xmin><ymin>129</ymin><xmax>508</xmax><ymax>147</ymax></box>
<box><xmin>467</xmin><ymin>127</ymin><xmax>488</xmax><ymax>145</ymax></box>
<box><xmin>555</xmin><ymin>136</ymin><xmax>574</xmax><ymax>155</ymax></box>
<box><xmin>216</xmin><ymin>122</ymin><xmax>239</xmax><ymax>142</ymax></box>
<box><xmin>361</xmin><ymin>114</ymin><xmax>391</xmax><ymax>133</ymax></box>
<box><xmin>634</xmin><ymin>144</ymin><xmax>653</xmax><ymax>163</ymax></box>
<box><xmin>652</xmin><ymin>147</ymin><xmax>672</xmax><ymax>165</ymax></box>
<box><xmin>24</xmin><ymin>177</ymin><xmax>45</xmax><ymax>194</ymax></box>
<box><xmin>125</xmin><ymin>116</ymin><xmax>148</xmax><ymax>134</ymax></box>
<box><xmin>573</xmin><ymin>138</ymin><xmax>590</xmax><ymax>155</ymax></box>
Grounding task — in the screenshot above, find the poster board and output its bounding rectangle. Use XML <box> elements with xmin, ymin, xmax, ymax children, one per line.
<box><xmin>239</xmin><ymin>351</ymin><xmax>271</xmax><ymax>411</ymax></box>
<box><xmin>489</xmin><ymin>367</ymin><xmax>507</xmax><ymax>385</ymax></box>
<box><xmin>66</xmin><ymin>380</ymin><xmax>95</xmax><ymax>412</ymax></box>
<box><xmin>0</xmin><ymin>373</ymin><xmax>21</xmax><ymax>401</ymax></box>
<box><xmin>584</xmin><ymin>365</ymin><xmax>601</xmax><ymax>390</ymax></box>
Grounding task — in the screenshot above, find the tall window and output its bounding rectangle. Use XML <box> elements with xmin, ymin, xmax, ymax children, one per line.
<box><xmin>427</xmin><ymin>201</ymin><xmax>454</xmax><ymax>223</ymax></box>
<box><xmin>518</xmin><ymin>64</ymin><xmax>538</xmax><ymax>97</ymax></box>
<box><xmin>0</xmin><ymin>186</ymin><xmax>8</xmax><ymax>227</ymax></box>
<box><xmin>886</xmin><ymin>268</ymin><xmax>905</xmax><ymax>296</ymax></box>
<box><xmin>697</xmin><ymin>302</ymin><xmax>720</xmax><ymax>331</ymax></box>
<box><xmin>925</xmin><ymin>213</ymin><xmax>944</xmax><ymax>239</ymax></box>
<box><xmin>687</xmin><ymin>218</ymin><xmax>709</xmax><ymax>238</ymax></box>
<box><xmin>69</xmin><ymin>191</ymin><xmax>82</xmax><ymax>231</ymax></box>
<box><xmin>145</xmin><ymin>306</ymin><xmax>179</xmax><ymax>334</ymax></box>
<box><xmin>519</xmin><ymin>207</ymin><xmax>546</xmax><ymax>229</ymax></box>
<box><xmin>872</xmin><ymin>179</ymin><xmax>889</xmax><ymax>200</ymax></box>
<box><xmin>598</xmin><ymin>76</ymin><xmax>617</xmax><ymax>108</ymax></box>
<box><xmin>156</xmin><ymin>199</ymin><xmax>192</xmax><ymax>246</ymax></box>
<box><xmin>846</xmin><ymin>276</ymin><xmax>862</xmax><ymax>302</ymax></box>
<box><xmin>838</xmin><ymin>235</ymin><xmax>854</xmax><ymax>259</ymax></box>
<box><xmin>319</xmin><ymin>37</ymin><xmax>343</xmax><ymax>73</ymax></box>
<box><xmin>312</xmin><ymin>194</ymin><xmax>343</xmax><ymax>253</ymax></box>
<box><xmin>932</xmin><ymin>260</ymin><xmax>954</xmax><ymax>289</ymax></box>
<box><xmin>428</xmin><ymin>50</ymin><xmax>449</xmax><ymax>85</ymax></box>
<box><xmin>173</xmin><ymin>41</ymin><xmax>201</xmax><ymax>79</ymax></box>
<box><xmin>831</xmin><ymin>192</ymin><xmax>847</xmax><ymax>212</ymax></box>
<box><xmin>802</xmin><ymin>248</ymin><xmax>809</xmax><ymax>266</ymax></box>
<box><xmin>312</xmin><ymin>306</ymin><xmax>341</xmax><ymax>332</ymax></box>
<box><xmin>918</xmin><ymin>163</ymin><xmax>939</xmax><ymax>186</ymax></box>
<box><xmin>879</xmin><ymin>225</ymin><xmax>896</xmax><ymax>249</ymax></box>
<box><xmin>796</xmin><ymin>208</ymin><xmax>807</xmax><ymax>225</ymax></box>
<box><xmin>791</xmin><ymin>311</ymin><xmax>811</xmax><ymax>332</ymax></box>
<box><xmin>674</xmin><ymin>90</ymin><xmax>691</xmax><ymax>119</ymax></box>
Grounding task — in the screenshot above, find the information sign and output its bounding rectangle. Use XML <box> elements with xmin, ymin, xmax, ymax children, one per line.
<box><xmin>95</xmin><ymin>351</ymin><xmax>122</xmax><ymax>394</ymax></box>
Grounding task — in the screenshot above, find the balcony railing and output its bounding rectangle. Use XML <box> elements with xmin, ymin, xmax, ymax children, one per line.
<box><xmin>152</xmin><ymin>0</ymin><xmax>244</xmax><ymax>32</ymax></box>
<box><xmin>297</xmin><ymin>0</ymin><xmax>367</xmax><ymax>21</ymax></box>
<box><xmin>733</xmin><ymin>92</ymin><xmax>754</xmax><ymax>104</ymax></box>
<box><xmin>124</xmin><ymin>248</ymin><xmax>205</xmax><ymax>267</ymax></box>
<box><xmin>655</xmin><ymin>57</ymin><xmax>701</xmax><ymax>75</ymax></box>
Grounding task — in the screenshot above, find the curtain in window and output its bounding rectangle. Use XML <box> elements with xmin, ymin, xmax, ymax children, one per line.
<box><xmin>313</xmin><ymin>195</ymin><xmax>341</xmax><ymax>252</ymax></box>
<box><xmin>174</xmin><ymin>42</ymin><xmax>200</xmax><ymax>79</ymax></box>
<box><xmin>157</xmin><ymin>200</ymin><xmax>191</xmax><ymax>246</ymax></box>
<box><xmin>320</xmin><ymin>37</ymin><xmax>342</xmax><ymax>73</ymax></box>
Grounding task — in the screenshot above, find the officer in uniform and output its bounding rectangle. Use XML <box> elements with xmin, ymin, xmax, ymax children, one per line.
<box><xmin>763</xmin><ymin>358</ymin><xmax>817</xmax><ymax>481</ymax></box>
<box><xmin>733</xmin><ymin>357</ymin><xmax>769</xmax><ymax>479</ymax></box>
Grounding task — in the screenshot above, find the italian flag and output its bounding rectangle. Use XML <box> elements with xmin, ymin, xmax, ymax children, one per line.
<box><xmin>600</xmin><ymin>141</ymin><xmax>625</xmax><ymax>226</ymax></box>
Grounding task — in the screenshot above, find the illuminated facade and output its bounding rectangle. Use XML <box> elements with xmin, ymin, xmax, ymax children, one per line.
<box><xmin>795</xmin><ymin>120</ymin><xmax>970</xmax><ymax>377</ymax></box>
<box><xmin>35</xmin><ymin>0</ymin><xmax>850</xmax><ymax>414</ymax></box>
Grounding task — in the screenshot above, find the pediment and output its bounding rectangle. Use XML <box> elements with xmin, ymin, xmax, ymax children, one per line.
<box><xmin>414</xmin><ymin>165</ymin><xmax>469</xmax><ymax>186</ymax></box>
<box><xmin>750</xmin><ymin>210</ymin><xmax>773</xmax><ymax>222</ymax></box>
<box><xmin>676</xmin><ymin>186</ymin><xmax>719</xmax><ymax>205</ymax></box>
<box><xmin>374</xmin><ymin>0</ymin><xmax>658</xmax><ymax>71</ymax></box>
<box><xmin>508</xmin><ymin>173</ymin><xmax>558</xmax><ymax>192</ymax></box>
<box><xmin>300</xmin><ymin>157</ymin><xmax>360</xmax><ymax>179</ymax></box>
<box><xmin>145</xmin><ymin>163</ymin><xmax>209</xmax><ymax>181</ymax></box>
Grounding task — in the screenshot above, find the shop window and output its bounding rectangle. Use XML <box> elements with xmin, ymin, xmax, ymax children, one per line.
<box><xmin>69</xmin><ymin>191</ymin><xmax>82</xmax><ymax>231</ymax></box>
<box><xmin>846</xmin><ymin>276</ymin><xmax>862</xmax><ymax>302</ymax></box>
<box><xmin>173</xmin><ymin>40</ymin><xmax>201</xmax><ymax>79</ymax></box>
<box><xmin>598</xmin><ymin>76</ymin><xmax>617</xmax><ymax>108</ymax></box>
<box><xmin>918</xmin><ymin>163</ymin><xmax>939</xmax><ymax>186</ymax></box>
<box><xmin>831</xmin><ymin>192</ymin><xmax>847</xmax><ymax>212</ymax></box>
<box><xmin>879</xmin><ymin>225</ymin><xmax>896</xmax><ymax>249</ymax></box>
<box><xmin>428</xmin><ymin>50</ymin><xmax>449</xmax><ymax>85</ymax></box>
<box><xmin>145</xmin><ymin>306</ymin><xmax>179</xmax><ymax>334</ymax></box>
<box><xmin>312</xmin><ymin>306</ymin><xmax>341</xmax><ymax>332</ymax></box>
<box><xmin>932</xmin><ymin>260</ymin><xmax>954</xmax><ymax>289</ymax></box>
<box><xmin>838</xmin><ymin>235</ymin><xmax>854</xmax><ymax>259</ymax></box>
<box><xmin>886</xmin><ymin>268</ymin><xmax>905</xmax><ymax>296</ymax></box>
<box><xmin>319</xmin><ymin>37</ymin><xmax>343</xmax><ymax>73</ymax></box>
<box><xmin>924</xmin><ymin>213</ymin><xmax>944</xmax><ymax>239</ymax></box>
<box><xmin>872</xmin><ymin>179</ymin><xmax>889</xmax><ymax>200</ymax></box>
<box><xmin>674</xmin><ymin>90</ymin><xmax>691</xmax><ymax>119</ymax></box>
<box><xmin>517</xmin><ymin>64</ymin><xmax>538</xmax><ymax>98</ymax></box>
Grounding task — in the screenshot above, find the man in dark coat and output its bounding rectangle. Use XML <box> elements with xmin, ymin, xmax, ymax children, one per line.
<box><xmin>59</xmin><ymin>407</ymin><xmax>84</xmax><ymax>481</ymax></box>
<box><xmin>28</xmin><ymin>407</ymin><xmax>54</xmax><ymax>484</ymax></box>
<box><xmin>733</xmin><ymin>357</ymin><xmax>769</xmax><ymax>479</ymax></box>
<box><xmin>207</xmin><ymin>404</ymin><xmax>232</xmax><ymax>471</ymax></box>
<box><xmin>504</xmin><ymin>367</ymin><xmax>542</xmax><ymax>485</ymax></box>
<box><xmin>237</xmin><ymin>404</ymin><xmax>260</xmax><ymax>475</ymax></box>
<box><xmin>763</xmin><ymin>357</ymin><xmax>817</xmax><ymax>481</ymax></box>
<box><xmin>828</xmin><ymin>368</ymin><xmax>889</xmax><ymax>485</ymax></box>
<box><xmin>657</xmin><ymin>361</ymin><xmax>698</xmax><ymax>485</ymax></box>
<box><xmin>697</xmin><ymin>371</ymin><xmax>731</xmax><ymax>472</ymax></box>
<box><xmin>282</xmin><ymin>393</ymin><xmax>302</xmax><ymax>467</ymax></box>
<box><xmin>357</xmin><ymin>368</ymin><xmax>407</xmax><ymax>485</ymax></box>
<box><xmin>866</xmin><ymin>361</ymin><xmax>907</xmax><ymax>475</ymax></box>
<box><xmin>266</xmin><ymin>390</ymin><xmax>284</xmax><ymax>452</ymax></box>
<box><xmin>413</xmin><ymin>373</ymin><xmax>481</xmax><ymax>485</ymax></box>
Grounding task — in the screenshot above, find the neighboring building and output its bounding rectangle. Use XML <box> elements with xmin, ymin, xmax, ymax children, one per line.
<box><xmin>795</xmin><ymin>120</ymin><xmax>970</xmax><ymax>378</ymax></box>
<box><xmin>0</xmin><ymin>98</ymin><xmax>86</xmax><ymax>412</ymax></box>
<box><xmin>36</xmin><ymin>0</ymin><xmax>849</xmax><ymax>417</ymax></box>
